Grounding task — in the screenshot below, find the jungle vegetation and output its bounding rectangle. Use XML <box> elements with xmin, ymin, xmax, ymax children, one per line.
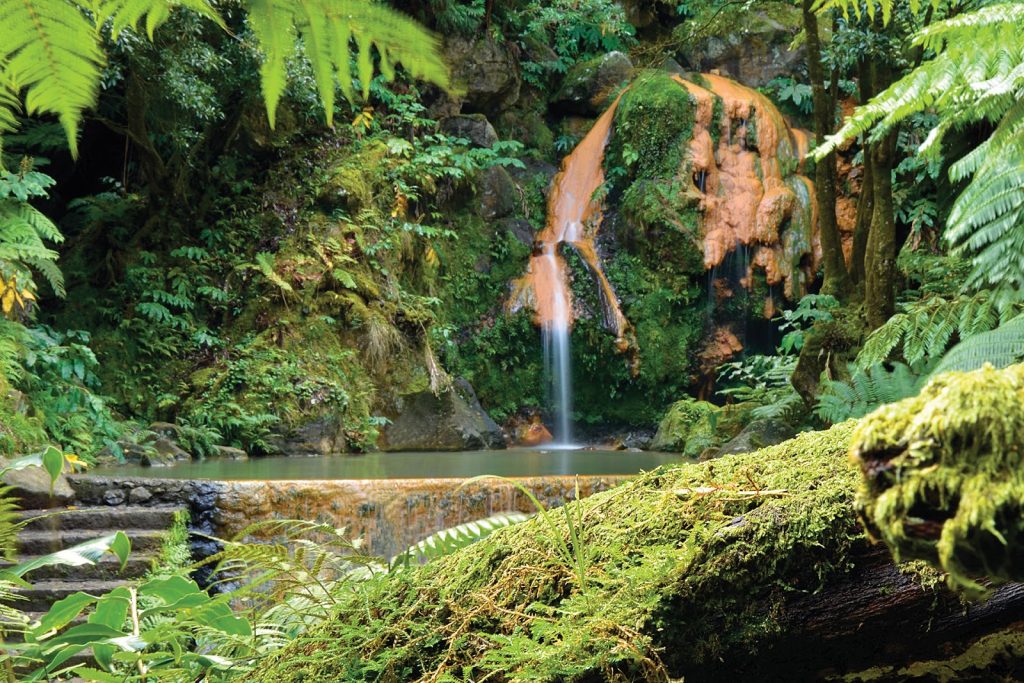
<box><xmin>1</xmin><ymin>0</ymin><xmax>1024</xmax><ymax>679</ymax></box>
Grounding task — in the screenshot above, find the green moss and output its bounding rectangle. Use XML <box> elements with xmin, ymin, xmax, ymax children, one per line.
<box><xmin>608</xmin><ymin>71</ymin><xmax>695</xmax><ymax>184</ymax></box>
<box><xmin>650</xmin><ymin>397</ymin><xmax>720</xmax><ymax>455</ymax></box>
<box><xmin>249</xmin><ymin>423</ymin><xmax>862</xmax><ymax>682</ymax></box>
<box><xmin>851</xmin><ymin>362</ymin><xmax>1024</xmax><ymax>597</ymax></box>
<box><xmin>182</xmin><ymin>319</ymin><xmax>376</xmax><ymax>452</ymax></box>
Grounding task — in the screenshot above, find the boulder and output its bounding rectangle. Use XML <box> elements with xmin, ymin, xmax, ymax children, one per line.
<box><xmin>678</xmin><ymin>9</ymin><xmax>803</xmax><ymax>88</ymax></box>
<box><xmin>442</xmin><ymin>114</ymin><xmax>499</xmax><ymax>148</ymax></box>
<box><xmin>650</xmin><ymin>398</ymin><xmax>719</xmax><ymax>456</ymax></box>
<box><xmin>713</xmin><ymin>418</ymin><xmax>795</xmax><ymax>457</ymax></box>
<box><xmin>478</xmin><ymin>166</ymin><xmax>518</xmax><ymax>220</ymax></box>
<box><xmin>269</xmin><ymin>416</ymin><xmax>346</xmax><ymax>456</ymax></box>
<box><xmin>444</xmin><ymin>36</ymin><xmax>521</xmax><ymax>116</ymax></box>
<box><xmin>499</xmin><ymin>218</ymin><xmax>536</xmax><ymax>247</ymax></box>
<box><xmin>210</xmin><ymin>445</ymin><xmax>248</xmax><ymax>461</ymax></box>
<box><xmin>143</xmin><ymin>437</ymin><xmax>191</xmax><ymax>467</ymax></box>
<box><xmin>2</xmin><ymin>463</ymin><xmax>74</xmax><ymax>508</ymax></box>
<box><xmin>382</xmin><ymin>379</ymin><xmax>507</xmax><ymax>451</ymax></box>
<box><xmin>552</xmin><ymin>52</ymin><xmax>634</xmax><ymax>115</ymax></box>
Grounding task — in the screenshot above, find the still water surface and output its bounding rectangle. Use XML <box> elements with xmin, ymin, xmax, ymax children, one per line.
<box><xmin>89</xmin><ymin>448</ymin><xmax>683</xmax><ymax>480</ymax></box>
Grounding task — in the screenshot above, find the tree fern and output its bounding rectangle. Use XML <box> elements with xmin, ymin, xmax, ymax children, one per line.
<box><xmin>0</xmin><ymin>199</ymin><xmax>65</xmax><ymax>297</ymax></box>
<box><xmin>816</xmin><ymin>362</ymin><xmax>925</xmax><ymax>423</ymax></box>
<box><xmin>0</xmin><ymin>0</ymin><xmax>103</xmax><ymax>157</ymax></box>
<box><xmin>0</xmin><ymin>0</ymin><xmax>450</xmax><ymax>153</ymax></box>
<box><xmin>815</xmin><ymin>3</ymin><xmax>1024</xmax><ymax>307</ymax></box>
<box><xmin>929</xmin><ymin>314</ymin><xmax>1024</xmax><ymax>376</ymax></box>
<box><xmin>856</xmin><ymin>292</ymin><xmax>1021</xmax><ymax>367</ymax></box>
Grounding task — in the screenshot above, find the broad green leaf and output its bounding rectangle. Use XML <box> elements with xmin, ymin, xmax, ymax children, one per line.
<box><xmin>12</xmin><ymin>532</ymin><xmax>132</xmax><ymax>577</ymax></box>
<box><xmin>195</xmin><ymin>601</ymin><xmax>252</xmax><ymax>636</ymax></box>
<box><xmin>72</xmin><ymin>667</ymin><xmax>122</xmax><ymax>683</ymax></box>
<box><xmin>34</xmin><ymin>591</ymin><xmax>96</xmax><ymax>635</ymax></box>
<box><xmin>88</xmin><ymin>586</ymin><xmax>130</xmax><ymax>669</ymax></box>
<box><xmin>41</xmin><ymin>445</ymin><xmax>64</xmax><ymax>483</ymax></box>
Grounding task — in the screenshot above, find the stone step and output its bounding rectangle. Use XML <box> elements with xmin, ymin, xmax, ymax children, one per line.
<box><xmin>18</xmin><ymin>506</ymin><xmax>181</xmax><ymax>531</ymax></box>
<box><xmin>16</xmin><ymin>528</ymin><xmax>168</xmax><ymax>556</ymax></box>
<box><xmin>12</xmin><ymin>579</ymin><xmax>131</xmax><ymax>612</ymax></box>
<box><xmin>1</xmin><ymin>551</ymin><xmax>159</xmax><ymax>581</ymax></box>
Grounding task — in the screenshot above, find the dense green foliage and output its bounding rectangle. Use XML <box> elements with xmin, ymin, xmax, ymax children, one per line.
<box><xmin>3</xmin><ymin>0</ymin><xmax>1024</xmax><ymax>679</ymax></box>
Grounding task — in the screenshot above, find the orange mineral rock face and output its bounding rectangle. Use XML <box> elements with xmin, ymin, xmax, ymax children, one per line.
<box><xmin>507</xmin><ymin>71</ymin><xmax>825</xmax><ymax>376</ymax></box>
<box><xmin>508</xmin><ymin>91</ymin><xmax>634</xmax><ymax>350</ymax></box>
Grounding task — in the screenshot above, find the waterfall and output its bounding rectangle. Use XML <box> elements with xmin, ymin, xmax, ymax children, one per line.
<box><xmin>518</xmin><ymin>95</ymin><xmax>627</xmax><ymax>447</ymax></box>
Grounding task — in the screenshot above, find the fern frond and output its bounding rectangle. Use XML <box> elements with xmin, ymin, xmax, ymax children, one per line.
<box><xmin>930</xmin><ymin>315</ymin><xmax>1024</xmax><ymax>376</ymax></box>
<box><xmin>816</xmin><ymin>4</ymin><xmax>1024</xmax><ymax>159</ymax></box>
<box><xmin>391</xmin><ymin>512</ymin><xmax>530</xmax><ymax>568</ymax></box>
<box><xmin>856</xmin><ymin>293</ymin><xmax>1021</xmax><ymax>368</ymax></box>
<box><xmin>98</xmin><ymin>0</ymin><xmax>223</xmax><ymax>39</ymax></box>
<box><xmin>247</xmin><ymin>0</ymin><xmax>450</xmax><ymax>128</ymax></box>
<box><xmin>0</xmin><ymin>0</ymin><xmax>104</xmax><ymax>157</ymax></box>
<box><xmin>816</xmin><ymin>362</ymin><xmax>925</xmax><ymax>423</ymax></box>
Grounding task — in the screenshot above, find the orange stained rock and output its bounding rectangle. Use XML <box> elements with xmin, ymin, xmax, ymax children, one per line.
<box><xmin>516</xmin><ymin>417</ymin><xmax>553</xmax><ymax>447</ymax></box>
<box><xmin>698</xmin><ymin>326</ymin><xmax>745</xmax><ymax>376</ymax></box>
<box><xmin>509</xmin><ymin>90</ymin><xmax>635</xmax><ymax>354</ymax></box>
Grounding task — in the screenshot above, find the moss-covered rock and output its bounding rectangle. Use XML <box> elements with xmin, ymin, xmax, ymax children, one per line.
<box><xmin>851</xmin><ymin>362</ymin><xmax>1024</xmax><ymax>597</ymax></box>
<box><xmin>248</xmin><ymin>423</ymin><xmax>861</xmax><ymax>681</ymax></box>
<box><xmin>650</xmin><ymin>397</ymin><xmax>720</xmax><ymax>455</ymax></box>
<box><xmin>552</xmin><ymin>51</ymin><xmax>634</xmax><ymax>115</ymax></box>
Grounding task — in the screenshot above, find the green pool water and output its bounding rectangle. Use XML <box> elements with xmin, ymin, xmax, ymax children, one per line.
<box><xmin>88</xmin><ymin>448</ymin><xmax>684</xmax><ymax>480</ymax></box>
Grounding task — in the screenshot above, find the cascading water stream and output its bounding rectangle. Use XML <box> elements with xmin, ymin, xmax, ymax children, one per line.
<box><xmin>516</xmin><ymin>96</ymin><xmax>628</xmax><ymax>448</ymax></box>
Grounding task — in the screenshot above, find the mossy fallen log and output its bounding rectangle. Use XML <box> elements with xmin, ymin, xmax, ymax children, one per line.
<box><xmin>249</xmin><ymin>422</ymin><xmax>1024</xmax><ymax>682</ymax></box>
<box><xmin>852</xmin><ymin>362</ymin><xmax>1024</xmax><ymax>597</ymax></box>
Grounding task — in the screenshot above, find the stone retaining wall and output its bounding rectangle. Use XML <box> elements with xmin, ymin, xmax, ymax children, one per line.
<box><xmin>68</xmin><ymin>475</ymin><xmax>630</xmax><ymax>559</ymax></box>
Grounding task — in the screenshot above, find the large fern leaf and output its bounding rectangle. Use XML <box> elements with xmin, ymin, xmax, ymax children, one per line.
<box><xmin>246</xmin><ymin>0</ymin><xmax>449</xmax><ymax>129</ymax></box>
<box><xmin>98</xmin><ymin>0</ymin><xmax>223</xmax><ymax>39</ymax></box>
<box><xmin>0</xmin><ymin>0</ymin><xmax>104</xmax><ymax>157</ymax></box>
<box><xmin>0</xmin><ymin>199</ymin><xmax>64</xmax><ymax>295</ymax></box>
<box><xmin>812</xmin><ymin>0</ymin><xmax>939</xmax><ymax>26</ymax></box>
<box><xmin>816</xmin><ymin>362</ymin><xmax>925</xmax><ymax>423</ymax></box>
<box><xmin>930</xmin><ymin>315</ymin><xmax>1024</xmax><ymax>376</ymax></box>
<box><xmin>856</xmin><ymin>293</ymin><xmax>1019</xmax><ymax>367</ymax></box>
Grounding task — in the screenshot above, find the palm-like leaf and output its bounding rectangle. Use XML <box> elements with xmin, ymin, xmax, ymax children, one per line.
<box><xmin>246</xmin><ymin>0</ymin><xmax>449</xmax><ymax>128</ymax></box>
<box><xmin>0</xmin><ymin>0</ymin><xmax>103</xmax><ymax>157</ymax></box>
<box><xmin>930</xmin><ymin>315</ymin><xmax>1024</xmax><ymax>376</ymax></box>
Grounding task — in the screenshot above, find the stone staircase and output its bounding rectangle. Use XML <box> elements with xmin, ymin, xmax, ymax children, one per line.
<box><xmin>6</xmin><ymin>505</ymin><xmax>184</xmax><ymax>624</ymax></box>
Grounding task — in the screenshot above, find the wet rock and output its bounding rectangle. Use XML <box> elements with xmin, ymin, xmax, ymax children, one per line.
<box><xmin>148</xmin><ymin>421</ymin><xmax>182</xmax><ymax>441</ymax></box>
<box><xmin>2</xmin><ymin>462</ymin><xmax>74</xmax><ymax>508</ymax></box>
<box><xmin>442</xmin><ymin>114</ymin><xmax>498</xmax><ymax>148</ymax></box>
<box><xmin>678</xmin><ymin>9</ymin><xmax>802</xmax><ymax>88</ymax></box>
<box><xmin>128</xmin><ymin>486</ymin><xmax>152</xmax><ymax>504</ymax></box>
<box><xmin>496</xmin><ymin>108</ymin><xmax>554</xmax><ymax>157</ymax></box>
<box><xmin>499</xmin><ymin>218</ymin><xmax>536</xmax><ymax>247</ymax></box>
<box><xmin>444</xmin><ymin>36</ymin><xmax>521</xmax><ymax>116</ymax></box>
<box><xmin>714</xmin><ymin>418</ymin><xmax>795</xmax><ymax>457</ymax></box>
<box><xmin>382</xmin><ymin>379</ymin><xmax>506</xmax><ymax>451</ymax></box>
<box><xmin>103</xmin><ymin>488</ymin><xmax>126</xmax><ymax>506</ymax></box>
<box><xmin>553</xmin><ymin>52</ymin><xmax>634</xmax><ymax>115</ymax></box>
<box><xmin>514</xmin><ymin>416</ymin><xmax>553</xmax><ymax>447</ymax></box>
<box><xmin>269</xmin><ymin>416</ymin><xmax>346</xmax><ymax>456</ymax></box>
<box><xmin>211</xmin><ymin>446</ymin><xmax>248</xmax><ymax>461</ymax></box>
<box><xmin>622</xmin><ymin>430</ymin><xmax>654</xmax><ymax>450</ymax></box>
<box><xmin>143</xmin><ymin>437</ymin><xmax>191</xmax><ymax>467</ymax></box>
<box><xmin>651</xmin><ymin>398</ymin><xmax>720</xmax><ymax>456</ymax></box>
<box><xmin>478</xmin><ymin>166</ymin><xmax>518</xmax><ymax>220</ymax></box>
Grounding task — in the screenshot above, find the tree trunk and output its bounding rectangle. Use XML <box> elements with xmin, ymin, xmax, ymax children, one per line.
<box><xmin>802</xmin><ymin>0</ymin><xmax>850</xmax><ymax>297</ymax></box>
<box><xmin>864</xmin><ymin>58</ymin><xmax>898</xmax><ymax>330</ymax></box>
<box><xmin>690</xmin><ymin>542</ymin><xmax>1024</xmax><ymax>678</ymax></box>
<box><xmin>850</xmin><ymin>60</ymin><xmax>875</xmax><ymax>286</ymax></box>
